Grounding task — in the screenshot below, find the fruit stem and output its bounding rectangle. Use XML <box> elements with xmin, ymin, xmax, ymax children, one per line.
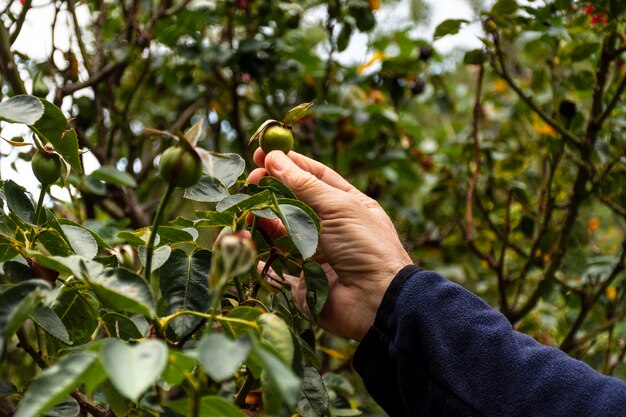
<box><xmin>34</xmin><ymin>184</ymin><xmax>49</xmax><ymax>225</ymax></box>
<box><xmin>146</xmin><ymin>183</ymin><xmax>176</xmax><ymax>296</ymax></box>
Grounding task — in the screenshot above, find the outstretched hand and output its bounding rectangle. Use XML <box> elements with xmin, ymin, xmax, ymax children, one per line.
<box><xmin>248</xmin><ymin>149</ymin><xmax>412</xmax><ymax>341</ymax></box>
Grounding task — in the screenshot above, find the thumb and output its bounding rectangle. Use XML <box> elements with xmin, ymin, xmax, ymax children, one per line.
<box><xmin>265</xmin><ymin>151</ymin><xmax>336</xmax><ymax>211</ymax></box>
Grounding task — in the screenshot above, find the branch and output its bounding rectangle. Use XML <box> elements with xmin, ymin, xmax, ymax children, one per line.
<box><xmin>164</xmin><ymin>0</ymin><xmax>193</xmax><ymax>17</ymax></box>
<box><xmin>491</xmin><ymin>36</ymin><xmax>582</xmax><ymax>150</ymax></box>
<box><xmin>596</xmin><ymin>72</ymin><xmax>626</xmax><ymax>127</ymax></box>
<box><xmin>8</xmin><ymin>0</ymin><xmax>32</xmax><ymax>44</ymax></box>
<box><xmin>66</xmin><ymin>0</ymin><xmax>92</xmax><ymax>72</ymax></box>
<box><xmin>0</xmin><ymin>22</ymin><xmax>27</xmax><ymax>94</ymax></box>
<box><xmin>466</xmin><ymin>64</ymin><xmax>484</xmax><ymax>242</ymax></box>
<box><xmin>58</xmin><ymin>61</ymin><xmax>124</xmax><ymax>97</ymax></box>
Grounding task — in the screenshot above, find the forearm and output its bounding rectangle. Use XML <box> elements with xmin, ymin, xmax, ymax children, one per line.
<box><xmin>354</xmin><ymin>266</ymin><xmax>626</xmax><ymax>416</ymax></box>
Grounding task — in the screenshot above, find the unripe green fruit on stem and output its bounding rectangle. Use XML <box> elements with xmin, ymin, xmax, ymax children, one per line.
<box><xmin>31</xmin><ymin>150</ymin><xmax>62</xmax><ymax>185</ymax></box>
<box><xmin>260</xmin><ymin>125</ymin><xmax>294</xmax><ymax>153</ymax></box>
<box><xmin>159</xmin><ymin>146</ymin><xmax>203</xmax><ymax>187</ymax></box>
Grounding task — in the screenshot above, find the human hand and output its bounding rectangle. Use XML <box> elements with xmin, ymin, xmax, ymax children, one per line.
<box><xmin>248</xmin><ymin>149</ymin><xmax>412</xmax><ymax>341</ymax></box>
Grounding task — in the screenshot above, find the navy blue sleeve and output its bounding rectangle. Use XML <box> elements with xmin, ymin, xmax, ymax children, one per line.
<box><xmin>353</xmin><ymin>266</ymin><xmax>626</xmax><ymax>416</ymax></box>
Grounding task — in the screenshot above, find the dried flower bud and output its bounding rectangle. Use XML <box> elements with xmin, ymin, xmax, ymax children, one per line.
<box><xmin>211</xmin><ymin>232</ymin><xmax>257</xmax><ymax>289</ymax></box>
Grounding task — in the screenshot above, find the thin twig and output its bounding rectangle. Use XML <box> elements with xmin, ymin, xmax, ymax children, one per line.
<box><xmin>466</xmin><ymin>64</ymin><xmax>484</xmax><ymax>242</ymax></box>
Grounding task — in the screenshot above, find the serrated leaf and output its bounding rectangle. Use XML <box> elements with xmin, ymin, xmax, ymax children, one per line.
<box><xmin>276</xmin><ymin>203</ymin><xmax>319</xmax><ymax>259</ymax></box>
<box><xmin>138</xmin><ymin>245</ymin><xmax>171</xmax><ymax>273</ymax></box>
<box><xmin>100</xmin><ymin>312</ymin><xmax>143</xmax><ymax>340</ymax></box>
<box><xmin>194</xmin><ymin>211</ymin><xmax>234</xmax><ymax>228</ymax></box>
<box><xmin>88</xmin><ymin>268</ymin><xmax>155</xmax><ymax>318</ymax></box>
<box><xmin>101</xmin><ymin>339</ymin><xmax>168</xmax><ymax>402</ymax></box>
<box><xmin>302</xmin><ymin>261</ymin><xmax>329</xmax><ymax>321</ymax></box>
<box><xmin>258</xmin><ymin>313</ymin><xmax>294</xmax><ymax>365</ymax></box>
<box><xmin>433</xmin><ymin>19</ymin><xmax>468</xmax><ymax>39</ymax></box>
<box><xmin>217</xmin><ymin>190</ymin><xmax>271</xmax><ymax>213</ymax></box>
<box><xmin>50</xmin><ymin>286</ymin><xmax>99</xmax><ymax>345</ymax></box>
<box><xmin>297</xmin><ymin>367</ymin><xmax>329</xmax><ymax>417</ymax></box>
<box><xmin>43</xmin><ymin>396</ymin><xmax>80</xmax><ymax>417</ymax></box>
<box><xmin>37</xmin><ymin>229</ymin><xmax>73</xmax><ymax>257</ymax></box>
<box><xmin>222</xmin><ymin>306</ymin><xmax>262</xmax><ymax>339</ymax></box>
<box><xmin>30</xmin><ymin>100</ymin><xmax>82</xmax><ymax>173</ymax></box>
<box><xmin>30</xmin><ymin>305</ymin><xmax>71</xmax><ymax>345</ymax></box>
<box><xmin>203</xmin><ymin>152</ymin><xmax>246</xmax><ymax>188</ymax></box>
<box><xmin>159</xmin><ymin>249</ymin><xmax>211</xmax><ymax>339</ymax></box>
<box><xmin>60</xmin><ymin>225</ymin><xmax>98</xmax><ymax>259</ymax></box>
<box><xmin>255</xmin><ymin>342</ymin><xmax>301</xmax><ymax>408</ymax></box>
<box><xmin>492</xmin><ymin>0</ymin><xmax>518</xmax><ymax>15</ymax></box>
<box><xmin>198</xmin><ymin>334</ymin><xmax>251</xmax><ymax>381</ymax></box>
<box><xmin>167</xmin><ymin>395</ymin><xmax>247</xmax><ymax>417</ymax></box>
<box><xmin>282</xmin><ymin>102</ymin><xmax>315</xmax><ymax>126</ymax></box>
<box><xmin>0</xmin><ymin>280</ymin><xmax>50</xmax><ymax>343</ymax></box>
<box><xmin>258</xmin><ymin>176</ymin><xmax>296</xmax><ymax>199</ymax></box>
<box><xmin>90</xmin><ymin>166</ymin><xmax>137</xmax><ymax>188</ymax></box>
<box><xmin>463</xmin><ymin>49</ymin><xmax>485</xmax><ymax>65</ymax></box>
<box><xmin>162</xmin><ymin>350</ymin><xmax>197</xmax><ymax>387</ymax></box>
<box><xmin>4</xmin><ymin>180</ymin><xmax>35</xmax><ymax>224</ymax></box>
<box><xmin>184</xmin><ymin>176</ymin><xmax>230</xmax><ymax>202</ymax></box>
<box><xmin>13</xmin><ymin>352</ymin><xmax>98</xmax><ymax>417</ymax></box>
<box><xmin>0</xmin><ymin>95</ymin><xmax>44</xmax><ymax>124</ymax></box>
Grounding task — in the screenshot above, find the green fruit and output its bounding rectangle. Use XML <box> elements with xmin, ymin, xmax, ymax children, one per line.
<box><xmin>159</xmin><ymin>146</ymin><xmax>203</xmax><ymax>187</ymax></box>
<box><xmin>31</xmin><ymin>151</ymin><xmax>62</xmax><ymax>185</ymax></box>
<box><xmin>260</xmin><ymin>125</ymin><xmax>294</xmax><ymax>153</ymax></box>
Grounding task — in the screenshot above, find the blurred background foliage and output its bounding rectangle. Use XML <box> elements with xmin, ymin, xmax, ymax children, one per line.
<box><xmin>2</xmin><ymin>0</ymin><xmax>626</xmax><ymax>414</ymax></box>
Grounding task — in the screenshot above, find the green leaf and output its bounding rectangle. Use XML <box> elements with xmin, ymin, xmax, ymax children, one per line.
<box><xmin>0</xmin><ymin>380</ymin><xmax>17</xmax><ymax>399</ymax></box>
<box><xmin>217</xmin><ymin>190</ymin><xmax>270</xmax><ymax>213</ymax></box>
<box><xmin>30</xmin><ymin>305</ymin><xmax>71</xmax><ymax>345</ymax></box>
<box><xmin>159</xmin><ymin>249</ymin><xmax>212</xmax><ymax>338</ymax></box>
<box><xmin>37</xmin><ymin>229</ymin><xmax>73</xmax><ymax>257</ymax></box>
<box><xmin>153</xmin><ymin>226</ymin><xmax>194</xmax><ymax>244</ymax></box>
<box><xmin>492</xmin><ymin>0</ymin><xmax>518</xmax><ymax>15</ymax></box>
<box><xmin>258</xmin><ymin>313</ymin><xmax>294</xmax><ymax>365</ymax></box>
<box><xmin>302</xmin><ymin>261</ymin><xmax>329</xmax><ymax>321</ymax></box>
<box><xmin>463</xmin><ymin>49</ymin><xmax>485</xmax><ymax>65</ymax></box>
<box><xmin>258</xmin><ymin>176</ymin><xmax>296</xmax><ymax>199</ymax></box>
<box><xmin>50</xmin><ymin>286</ymin><xmax>99</xmax><ymax>345</ymax></box>
<box><xmin>198</xmin><ymin>334</ymin><xmax>251</xmax><ymax>382</ymax></box>
<box><xmin>0</xmin><ymin>95</ymin><xmax>44</xmax><ymax>124</ymax></box>
<box><xmin>30</xmin><ymin>100</ymin><xmax>82</xmax><ymax>173</ymax></box>
<box><xmin>100</xmin><ymin>312</ymin><xmax>143</xmax><ymax>340</ymax></box>
<box><xmin>282</xmin><ymin>102</ymin><xmax>315</xmax><ymax>126</ymax></box>
<box><xmin>193</xmin><ymin>211</ymin><xmax>234</xmax><ymax>228</ymax></box>
<box><xmin>60</xmin><ymin>225</ymin><xmax>98</xmax><ymax>259</ymax></box>
<box><xmin>0</xmin><ymin>280</ymin><xmax>50</xmax><ymax>343</ymax></box>
<box><xmin>184</xmin><ymin>176</ymin><xmax>230</xmax><ymax>202</ymax></box>
<box><xmin>88</xmin><ymin>268</ymin><xmax>155</xmax><ymax>318</ymax></box>
<box><xmin>138</xmin><ymin>245</ymin><xmax>172</xmax><ymax>273</ymax></box>
<box><xmin>90</xmin><ymin>166</ymin><xmax>137</xmax><ymax>188</ymax></box>
<box><xmin>167</xmin><ymin>396</ymin><xmax>247</xmax><ymax>417</ymax></box>
<box><xmin>102</xmin><ymin>381</ymin><xmax>133</xmax><ymax>417</ymax></box>
<box><xmin>297</xmin><ymin>367</ymin><xmax>329</xmax><ymax>417</ymax></box>
<box><xmin>203</xmin><ymin>152</ymin><xmax>245</xmax><ymax>188</ymax></box>
<box><xmin>277</xmin><ymin>198</ymin><xmax>320</xmax><ymax>232</ymax></box>
<box><xmin>3</xmin><ymin>180</ymin><xmax>35</xmax><ymax>224</ymax></box>
<box><xmin>276</xmin><ymin>203</ymin><xmax>319</xmax><ymax>259</ymax></box>
<box><xmin>222</xmin><ymin>306</ymin><xmax>262</xmax><ymax>338</ymax></box>
<box><xmin>101</xmin><ymin>339</ymin><xmax>168</xmax><ymax>402</ymax></box>
<box><xmin>13</xmin><ymin>352</ymin><xmax>98</xmax><ymax>417</ymax></box>
<box><xmin>43</xmin><ymin>396</ymin><xmax>80</xmax><ymax>417</ymax></box>
<box><xmin>1</xmin><ymin>260</ymin><xmax>32</xmax><ymax>283</ymax></box>
<box><xmin>162</xmin><ymin>350</ymin><xmax>197</xmax><ymax>386</ymax></box>
<box><xmin>433</xmin><ymin>19</ymin><xmax>468</xmax><ymax>39</ymax></box>
<box><xmin>255</xmin><ymin>342</ymin><xmax>301</xmax><ymax>408</ymax></box>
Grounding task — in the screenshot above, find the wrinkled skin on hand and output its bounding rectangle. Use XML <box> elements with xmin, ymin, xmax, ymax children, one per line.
<box><xmin>248</xmin><ymin>149</ymin><xmax>412</xmax><ymax>341</ymax></box>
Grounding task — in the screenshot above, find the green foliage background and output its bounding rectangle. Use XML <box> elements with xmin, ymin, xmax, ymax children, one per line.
<box><xmin>2</xmin><ymin>0</ymin><xmax>626</xmax><ymax>415</ymax></box>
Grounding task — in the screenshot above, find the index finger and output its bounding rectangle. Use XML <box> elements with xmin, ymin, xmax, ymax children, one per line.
<box><xmin>253</xmin><ymin>148</ymin><xmax>355</xmax><ymax>194</ymax></box>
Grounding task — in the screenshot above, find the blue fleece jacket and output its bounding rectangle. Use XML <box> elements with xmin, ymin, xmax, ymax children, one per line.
<box><xmin>353</xmin><ymin>265</ymin><xmax>626</xmax><ymax>416</ymax></box>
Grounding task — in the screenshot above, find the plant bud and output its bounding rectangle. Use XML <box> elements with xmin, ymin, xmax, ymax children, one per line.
<box><xmin>211</xmin><ymin>232</ymin><xmax>257</xmax><ymax>289</ymax></box>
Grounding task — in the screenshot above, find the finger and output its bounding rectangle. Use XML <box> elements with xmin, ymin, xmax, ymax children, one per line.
<box><xmin>264</xmin><ymin>151</ymin><xmax>341</xmax><ymax>212</ymax></box>
<box><xmin>247</xmin><ymin>167</ymin><xmax>267</xmax><ymax>185</ymax></box>
<box><xmin>283</xmin><ymin>151</ymin><xmax>355</xmax><ymax>193</ymax></box>
<box><xmin>254</xmin><ymin>216</ymin><xmax>286</xmax><ymax>241</ymax></box>
<box><xmin>253</xmin><ymin>148</ymin><xmax>267</xmax><ymax>168</ymax></box>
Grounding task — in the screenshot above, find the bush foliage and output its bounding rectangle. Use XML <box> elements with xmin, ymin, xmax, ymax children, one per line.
<box><xmin>1</xmin><ymin>0</ymin><xmax>626</xmax><ymax>416</ymax></box>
